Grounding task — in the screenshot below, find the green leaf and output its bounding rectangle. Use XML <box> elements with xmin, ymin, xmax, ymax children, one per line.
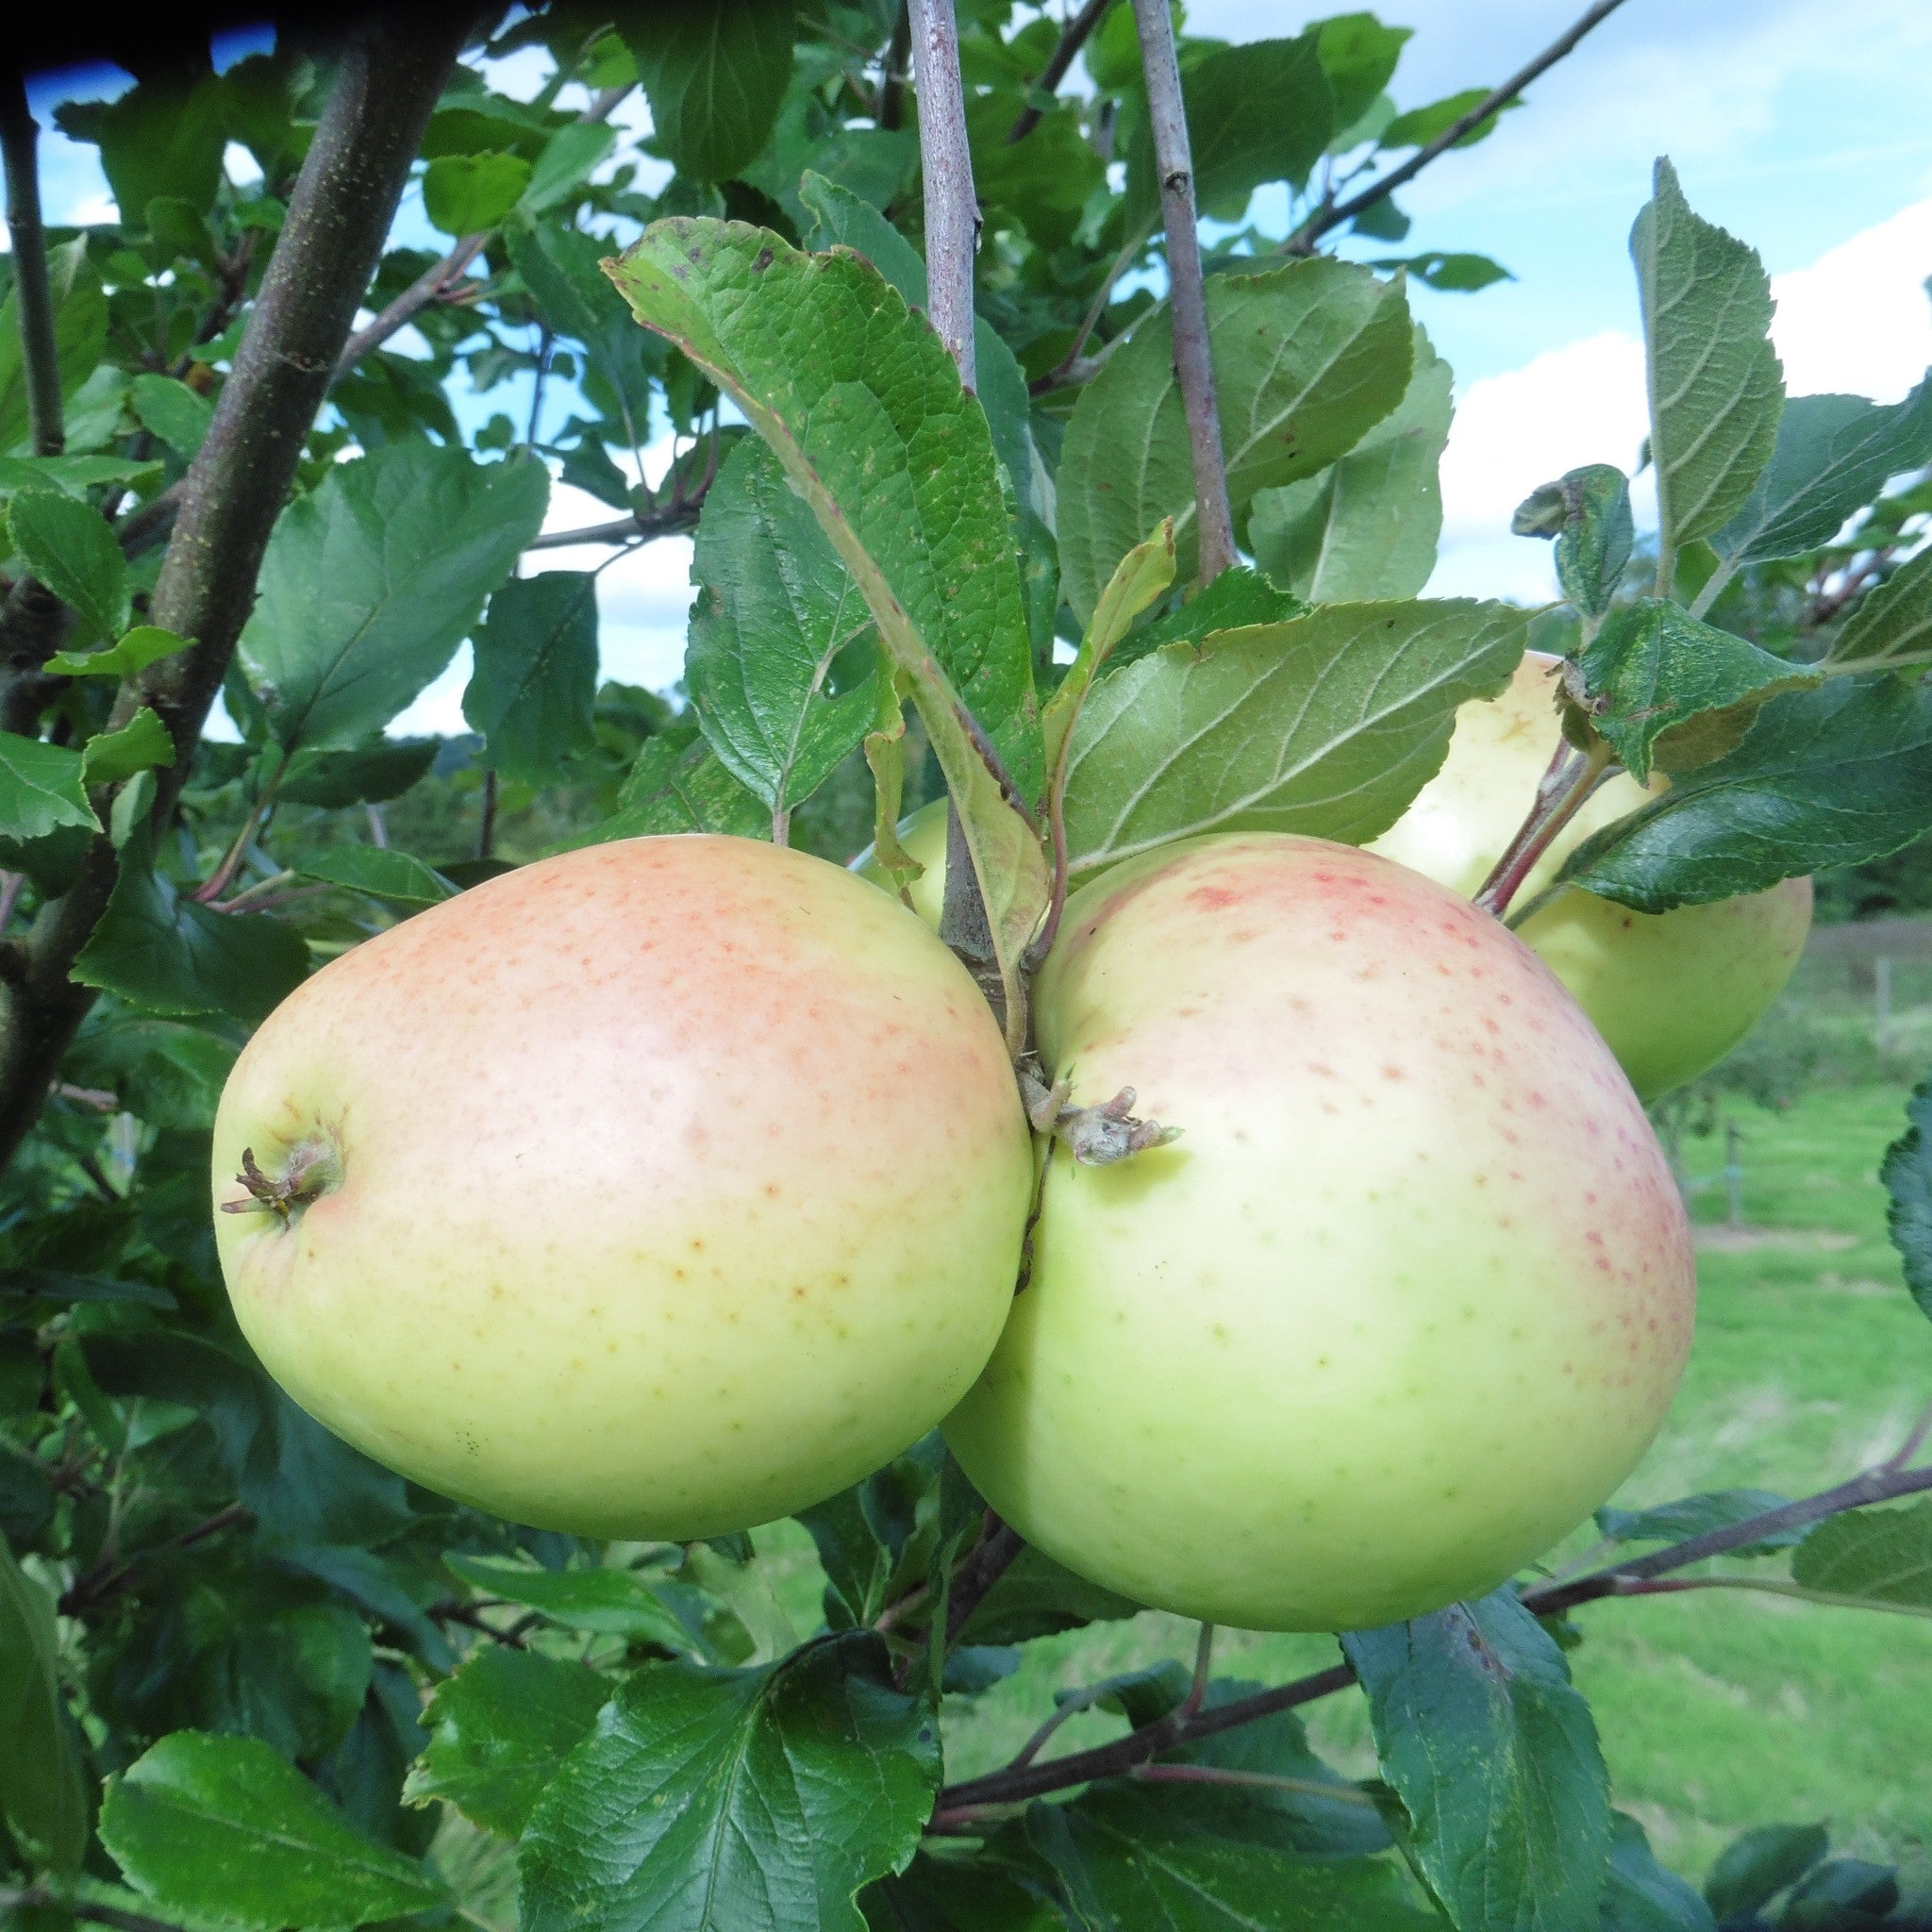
<box><xmin>1711</xmin><ymin>377</ymin><xmax>1932</xmax><ymax>568</ymax></box>
<box><xmin>1602</xmin><ymin>1812</ymin><xmax>1716</xmax><ymax>1932</ymax></box>
<box><xmin>129</xmin><ymin>373</ymin><xmax>215</xmax><ymax>460</ymax></box>
<box><xmin>1042</xmin><ymin>522</ymin><xmax>1178</xmax><ymax>776</ymax></box>
<box><xmin>444</xmin><ymin>1553</ymin><xmax>697</xmax><ymax>1649</ymax></box>
<box><xmin>1882</xmin><ymin>1075</ymin><xmax>1932</xmax><ymax>1322</ymax></box>
<box><xmin>687</xmin><ymin>439</ymin><xmax>879</xmax><ymax>818</ymax></box>
<box><xmin>8</xmin><ymin>487</ymin><xmax>131</xmax><ymax>641</ymax></box>
<box><xmin>1558</xmin><ymin>675</ymin><xmax>1932</xmax><ymax>911</ymax></box>
<box><xmin>1061</xmin><ymin>599</ymin><xmax>1529</xmax><ymax>874</ymax></box>
<box><xmin>405</xmin><ymin>1648</ymin><xmax>611</xmax><ymax>1838</ymax></box>
<box><xmin>1127</xmin><ymin>35</ymin><xmax>1335</xmax><ymax>229</ymax></box>
<box><xmin>99</xmin><ymin>1731</ymin><xmax>447</xmax><ymax>1931</ymax></box>
<box><xmin>280</xmin><ymin>737</ymin><xmax>440</xmax><ymax>808</ymax></box>
<box><xmin>1058</xmin><ymin>259</ymin><xmax>1412</xmax><ymax>621</ymax></box>
<box><xmin>55</xmin><ymin>70</ymin><xmax>226</xmax><ymax>219</ymax></box>
<box><xmin>1025</xmin><ymin>1781</ymin><xmax>1430</xmax><ymax>1931</ymax></box>
<box><xmin>0</xmin><ymin>453</ymin><xmax>162</xmax><ymax>498</ymax></box>
<box><xmin>797</xmin><ymin>1437</ymin><xmax>947</xmax><ymax>1632</ymax></box>
<box><xmin>1701</xmin><ymin>1824</ymin><xmax>1828</xmax><ymax>1925</ymax></box>
<box><xmin>0</xmin><ymin>1445</ymin><xmax>55</xmax><ymax>1546</ymax></box>
<box><xmin>45</xmin><ymin>624</ymin><xmax>192</xmax><ymax>680</ymax></box>
<box><xmin>297</xmin><ymin>845</ymin><xmax>456</xmax><ymax>907</ymax></box>
<box><xmin>972</xmin><ymin>94</ymin><xmax>1106</xmax><ymax>252</ymax></box>
<box><xmin>1250</xmin><ymin>326</ymin><xmax>1452</xmax><ymax>603</ymax></box>
<box><xmin>863</xmin><ymin>1849</ymin><xmax>1061</xmax><ymax>1931</ymax></box>
<box><xmin>238</xmin><ymin>444</ymin><xmax>549</xmax><ymax>752</ymax></box>
<box><xmin>1830</xmin><ymin>544</ymin><xmax>1932</xmax><ymax>670</ymax></box>
<box><xmin>1593</xmin><ymin>1489</ymin><xmax>1800</xmax><ymax>1551</ymax></box>
<box><xmin>424</xmin><ymin>151</ymin><xmax>533</xmax><ymax>235</ymax></box>
<box><xmin>72</xmin><ymin>836</ymin><xmax>308</xmax><ymax>1022</ymax></box>
<box><xmin>1318</xmin><ymin>16</ymin><xmax>1411</xmax><ymax>129</ymax></box>
<box><xmin>1509</xmin><ymin>464</ymin><xmax>1633</xmax><ymax>620</ymax></box>
<box><xmin>508</xmin><ymin>223</ymin><xmax>659</xmax><ymax>433</ymax></box>
<box><xmin>1632</xmin><ymin>158</ymin><xmax>1784</xmax><ymax>560</ymax></box>
<box><xmin>1791</xmin><ymin>1500</ymin><xmax>1932</xmax><ymax>1607</ymax></box>
<box><xmin>520</xmin><ymin>1633</ymin><xmax>941</xmax><ymax>1932</ymax></box>
<box><xmin>1114</xmin><ymin>566</ymin><xmax>1308</xmax><ymax>671</ymax></box>
<box><xmin>82</xmin><ymin>707</ymin><xmax>176</xmax><ymax>788</ymax></box>
<box><xmin>0</xmin><ymin>1534</ymin><xmax>89</xmax><ymax>1873</ymax></box>
<box><xmin>578</xmin><ymin>733</ymin><xmax>774</xmax><ymax>842</ymax></box>
<box><xmin>0</xmin><ymin>242</ymin><xmax>108</xmax><ymax>458</ymax></box>
<box><xmin>623</xmin><ymin>0</ymin><xmax>796</xmax><ymax>182</ymax></box>
<box><xmin>523</xmin><ymin>121</ymin><xmax>619</xmax><ymax>216</ymax></box>
<box><xmin>463</xmin><ymin>572</ymin><xmax>600</xmax><ymax>785</ymax></box>
<box><xmin>955</xmin><ymin>1546</ymin><xmax>1141</xmax><ymax>1646</ymax></box>
<box><xmin>1342</xmin><ymin>1588</ymin><xmax>1612</xmax><ymax>1932</ymax></box>
<box><xmin>607</xmin><ymin>219</ymin><xmax>1045</xmax><ymax>1037</ymax></box>
<box><xmin>1381</xmin><ymin>89</ymin><xmax>1518</xmax><ymax>149</ymax></box>
<box><xmin>0</xmin><ymin>730</ymin><xmax>97</xmax><ymax>839</ymax></box>
<box><xmin>796</xmin><ymin>174</ymin><xmax>1039</xmax><ymax>517</ymax></box>
<box><xmin>1577</xmin><ymin>599</ymin><xmax>1822</xmax><ymax>783</ymax></box>
<box><xmin>1370</xmin><ymin>250</ymin><xmax>1512</xmax><ymax>292</ymax></box>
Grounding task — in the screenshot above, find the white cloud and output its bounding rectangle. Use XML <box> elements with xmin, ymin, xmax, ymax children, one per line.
<box><xmin>1770</xmin><ymin>199</ymin><xmax>1932</xmax><ymax>402</ymax></box>
<box><xmin>1428</xmin><ymin>196</ymin><xmax>1932</xmax><ymax>598</ymax></box>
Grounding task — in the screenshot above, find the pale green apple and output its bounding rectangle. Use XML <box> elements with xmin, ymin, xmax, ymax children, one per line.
<box><xmin>1369</xmin><ymin>651</ymin><xmax>1812</xmax><ymax>1101</ymax></box>
<box><xmin>212</xmin><ymin>835</ymin><xmax>1033</xmax><ymax>1541</ymax></box>
<box><xmin>943</xmin><ymin>832</ymin><xmax>1696</xmax><ymax>1631</ymax></box>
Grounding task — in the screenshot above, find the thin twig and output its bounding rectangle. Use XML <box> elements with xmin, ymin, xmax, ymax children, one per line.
<box><xmin>1888</xmin><ymin>1395</ymin><xmax>1932</xmax><ymax>1472</ymax></box>
<box><xmin>932</xmin><ymin>1451</ymin><xmax>1932</xmax><ymax>1819</ymax></box>
<box><xmin>876</xmin><ymin>2</ymin><xmax>912</xmax><ymax>131</ymax></box>
<box><xmin>943</xmin><ymin>1515</ymin><xmax>1024</xmax><ymax>1650</ymax></box>
<box><xmin>1180</xmin><ymin>1622</ymin><xmax>1214</xmax><ymax>1718</ymax></box>
<box><xmin>908</xmin><ymin>0</ymin><xmax>978</xmax><ymax>388</ymax></box>
<box><xmin>0</xmin><ymin>1889</ymin><xmax>187</xmax><ymax>1932</ymax></box>
<box><xmin>1006</xmin><ymin>0</ymin><xmax>1112</xmax><ymax>144</ymax></box>
<box><xmin>1286</xmin><ymin>0</ymin><xmax>1631</xmax><ymax>256</ymax></box>
<box><xmin>331</xmin><ymin>82</ymin><xmax>632</xmax><ymax>386</ymax></box>
<box><xmin>525</xmin><ymin>501</ymin><xmax>708</xmax><ymax>550</ymax></box>
<box><xmin>1</xmin><ymin>76</ymin><xmax>64</xmax><ymax>455</ymax></box>
<box><xmin>1132</xmin><ymin>0</ymin><xmax>1234</xmax><ymax>585</ymax></box>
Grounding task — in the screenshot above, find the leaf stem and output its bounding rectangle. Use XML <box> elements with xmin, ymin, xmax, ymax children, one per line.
<box><xmin>1473</xmin><ymin>737</ymin><xmax>1613</xmax><ymax>919</ymax></box>
<box><xmin>1284</xmin><ymin>0</ymin><xmax>1631</xmax><ymax>256</ymax></box>
<box><xmin>0</xmin><ymin>76</ymin><xmax>64</xmax><ymax>456</ymax></box>
<box><xmin>1132</xmin><ymin>0</ymin><xmax>1235</xmax><ymax>586</ymax></box>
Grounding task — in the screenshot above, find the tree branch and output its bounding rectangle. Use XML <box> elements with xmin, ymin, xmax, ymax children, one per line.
<box><xmin>328</xmin><ymin>82</ymin><xmax>633</xmax><ymax>387</ymax></box>
<box><xmin>908</xmin><ymin>0</ymin><xmax>977</xmax><ymax>389</ymax></box>
<box><xmin>1006</xmin><ymin>0</ymin><xmax>1112</xmax><ymax>145</ymax></box>
<box><xmin>0</xmin><ymin>17</ymin><xmax>470</xmax><ymax>1174</ymax></box>
<box><xmin>944</xmin><ymin>1515</ymin><xmax>1024</xmax><ymax>1649</ymax></box>
<box><xmin>525</xmin><ymin>501</ymin><xmax>706</xmax><ymax>550</ymax></box>
<box><xmin>1131</xmin><ymin>0</ymin><xmax>1234</xmax><ymax>585</ymax></box>
<box><xmin>1</xmin><ymin>75</ymin><xmax>64</xmax><ymax>456</ymax></box>
<box><xmin>931</xmin><ymin>1449</ymin><xmax>1932</xmax><ymax>1820</ymax></box>
<box><xmin>1286</xmin><ymin>0</ymin><xmax>1630</xmax><ymax>256</ymax></box>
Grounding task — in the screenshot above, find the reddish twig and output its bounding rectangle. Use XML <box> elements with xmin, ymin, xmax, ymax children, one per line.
<box><xmin>1131</xmin><ymin>0</ymin><xmax>1234</xmax><ymax>585</ymax></box>
<box><xmin>1474</xmin><ymin>737</ymin><xmax>1612</xmax><ymax>920</ymax></box>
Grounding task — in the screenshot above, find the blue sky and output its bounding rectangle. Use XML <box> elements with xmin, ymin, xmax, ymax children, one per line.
<box><xmin>15</xmin><ymin>0</ymin><xmax>1932</xmax><ymax>724</ymax></box>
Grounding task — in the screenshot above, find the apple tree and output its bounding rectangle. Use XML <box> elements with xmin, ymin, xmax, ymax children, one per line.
<box><xmin>2</xmin><ymin>5</ymin><xmax>1932</xmax><ymax>1931</ymax></box>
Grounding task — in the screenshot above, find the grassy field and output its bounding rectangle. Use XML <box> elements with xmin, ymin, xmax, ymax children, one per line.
<box><xmin>906</xmin><ymin>1077</ymin><xmax>1932</xmax><ymax>1888</ymax></box>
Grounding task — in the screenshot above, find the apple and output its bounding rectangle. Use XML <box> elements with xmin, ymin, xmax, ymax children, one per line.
<box><xmin>1368</xmin><ymin>651</ymin><xmax>1812</xmax><ymax>1101</ymax></box>
<box><xmin>211</xmin><ymin>835</ymin><xmax>1033</xmax><ymax>1541</ymax></box>
<box><xmin>943</xmin><ymin>832</ymin><xmax>1695</xmax><ymax>1632</ymax></box>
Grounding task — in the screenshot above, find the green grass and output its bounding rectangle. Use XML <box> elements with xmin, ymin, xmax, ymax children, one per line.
<box><xmin>908</xmin><ymin>1083</ymin><xmax>1932</xmax><ymax>1887</ymax></box>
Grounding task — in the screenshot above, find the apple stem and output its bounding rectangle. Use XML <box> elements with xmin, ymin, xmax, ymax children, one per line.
<box><xmin>1474</xmin><ymin>738</ymin><xmax>1614</xmax><ymax>921</ymax></box>
<box><xmin>1180</xmin><ymin>1621</ymin><xmax>1214</xmax><ymax>1718</ymax></box>
<box><xmin>220</xmin><ymin>1139</ymin><xmax>340</xmax><ymax>1224</ymax></box>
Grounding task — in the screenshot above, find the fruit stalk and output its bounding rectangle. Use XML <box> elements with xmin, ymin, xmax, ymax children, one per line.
<box><xmin>1473</xmin><ymin>736</ymin><xmax>1613</xmax><ymax>919</ymax></box>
